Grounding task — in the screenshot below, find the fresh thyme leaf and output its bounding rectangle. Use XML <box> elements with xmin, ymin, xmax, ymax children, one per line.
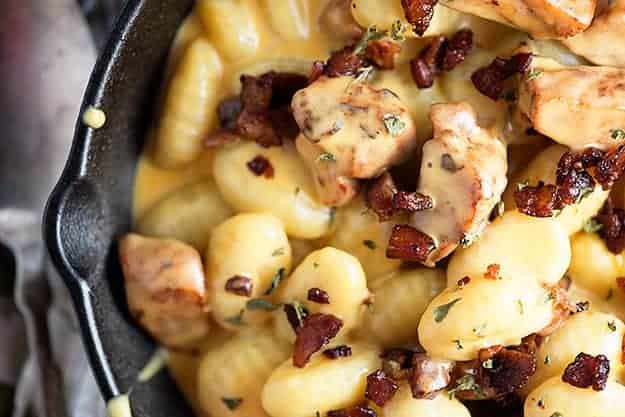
<box><xmin>383</xmin><ymin>113</ymin><xmax>406</xmax><ymax>137</ymax></box>
<box><xmin>363</xmin><ymin>240</ymin><xmax>377</xmax><ymax>250</ymax></box>
<box><xmin>390</xmin><ymin>20</ymin><xmax>407</xmax><ymax>41</ymax></box>
<box><xmin>434</xmin><ymin>298</ymin><xmax>462</xmax><ymax>323</ymax></box>
<box><xmin>608</xmin><ymin>320</ymin><xmax>617</xmax><ymax>332</ymax></box>
<box><xmin>265</xmin><ymin>268</ymin><xmax>286</xmax><ymax>295</ymax></box>
<box><xmin>222</xmin><ymin>397</ymin><xmax>243</xmax><ymax>411</ymax></box>
<box><xmin>225</xmin><ymin>309</ymin><xmax>246</xmax><ymax>326</ymax></box>
<box><xmin>353</xmin><ymin>25</ymin><xmax>387</xmax><ymax>55</ymax></box>
<box><xmin>611</xmin><ymin>128</ymin><xmax>625</xmax><ymax>140</ymax></box>
<box><xmin>583</xmin><ymin>218</ymin><xmax>603</xmax><ymax>234</ymax></box>
<box><xmin>550</xmin><ymin>413</ymin><xmax>563</xmax><ymax>417</ymax></box>
<box><xmin>517</xmin><ymin>299</ymin><xmax>525</xmax><ymax>315</ymax></box>
<box><xmin>246</xmin><ymin>299</ymin><xmax>280</xmax><ymax>311</ymax></box>
<box><xmin>318</xmin><ymin>152</ymin><xmax>337</xmax><ymax>162</ymax></box>
<box><xmin>527</xmin><ymin>69</ymin><xmax>542</xmax><ymax>80</ymax></box>
<box><xmin>448</xmin><ymin>375</ymin><xmax>486</xmax><ymax>400</ymax></box>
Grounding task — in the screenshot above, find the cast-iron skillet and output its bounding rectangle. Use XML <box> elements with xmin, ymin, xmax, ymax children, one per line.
<box><xmin>44</xmin><ymin>1</ymin><xmax>194</xmax><ymax>416</ymax></box>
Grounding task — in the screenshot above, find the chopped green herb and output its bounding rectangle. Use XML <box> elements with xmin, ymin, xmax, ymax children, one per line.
<box><xmin>482</xmin><ymin>359</ymin><xmax>494</xmax><ymax>369</ymax></box>
<box><xmin>272</xmin><ymin>248</ymin><xmax>285</xmax><ymax>257</ymax></box>
<box><xmin>527</xmin><ymin>69</ymin><xmax>542</xmax><ymax>80</ymax></box>
<box><xmin>329</xmin><ymin>207</ymin><xmax>337</xmax><ymax>226</ymax></box>
<box><xmin>611</xmin><ymin>128</ymin><xmax>625</xmax><ymax>141</ymax></box>
<box><xmin>383</xmin><ymin>113</ymin><xmax>406</xmax><ymax>137</ymax></box>
<box><xmin>221</xmin><ymin>397</ymin><xmax>243</xmax><ymax>411</ymax></box>
<box><xmin>576</xmin><ymin>185</ymin><xmax>594</xmax><ymax>204</ymax></box>
<box><xmin>608</xmin><ymin>320</ymin><xmax>617</xmax><ymax>332</ymax></box>
<box><xmin>363</xmin><ymin>240</ymin><xmax>377</xmax><ymax>250</ymax></box>
<box><xmin>544</xmin><ymin>355</ymin><xmax>551</xmax><ymax>365</ymax></box>
<box><xmin>264</xmin><ymin>268</ymin><xmax>286</xmax><ymax>295</ymax></box>
<box><xmin>294</xmin><ymin>187</ymin><xmax>301</xmax><ymax>195</ymax></box>
<box><xmin>353</xmin><ymin>26</ymin><xmax>387</xmax><ymax>55</ymax></box>
<box><xmin>318</xmin><ymin>152</ymin><xmax>337</xmax><ymax>162</ymax></box>
<box><xmin>291</xmin><ymin>301</ymin><xmax>309</xmax><ymax>328</ymax></box>
<box><xmin>472</xmin><ymin>323</ymin><xmax>487</xmax><ymax>337</ymax></box>
<box><xmin>390</xmin><ymin>20</ymin><xmax>407</xmax><ymax>41</ymax></box>
<box><xmin>453</xmin><ymin>339</ymin><xmax>464</xmax><ymax>350</ymax></box>
<box><xmin>225</xmin><ymin>309</ymin><xmax>245</xmax><ymax>326</ymax></box>
<box><xmin>434</xmin><ymin>298</ymin><xmax>462</xmax><ymax>323</ymax></box>
<box><xmin>313</xmin><ymin>262</ymin><xmax>320</xmax><ymax>269</ymax></box>
<box><xmin>550</xmin><ymin>413</ymin><xmax>563</xmax><ymax>417</ymax></box>
<box><xmin>517</xmin><ymin>299</ymin><xmax>525</xmax><ymax>315</ymax></box>
<box><xmin>448</xmin><ymin>375</ymin><xmax>486</xmax><ymax>400</ymax></box>
<box><xmin>583</xmin><ymin>218</ymin><xmax>603</xmax><ymax>234</ymax></box>
<box><xmin>246</xmin><ymin>299</ymin><xmax>280</xmax><ymax>311</ymax></box>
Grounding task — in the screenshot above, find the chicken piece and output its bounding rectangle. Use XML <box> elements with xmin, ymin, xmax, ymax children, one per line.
<box><xmin>518</xmin><ymin>66</ymin><xmax>625</xmax><ymax>151</ymax></box>
<box><xmin>411</xmin><ymin>102</ymin><xmax>507</xmax><ymax>266</ymax></box>
<box><xmin>563</xmin><ymin>0</ymin><xmax>625</xmax><ymax>67</ymax></box>
<box><xmin>439</xmin><ymin>0</ymin><xmax>597</xmax><ymax>39</ymax></box>
<box><xmin>319</xmin><ymin>0</ymin><xmax>364</xmax><ymax>42</ymax></box>
<box><xmin>119</xmin><ymin>234</ymin><xmax>209</xmax><ymax>349</ymax></box>
<box><xmin>292</xmin><ymin>76</ymin><xmax>417</xmax><ymax>206</ymax></box>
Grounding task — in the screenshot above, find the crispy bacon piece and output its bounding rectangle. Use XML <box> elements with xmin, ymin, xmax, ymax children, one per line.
<box><xmin>595</xmin><ymin>199</ymin><xmax>625</xmax><ymax>254</ymax></box>
<box><xmin>484</xmin><ymin>264</ymin><xmax>501</xmax><ymax>280</ymax></box>
<box><xmin>325</xmin><ymin>46</ymin><xmax>367</xmax><ymax>77</ymax></box>
<box><xmin>457</xmin><ymin>276</ymin><xmax>471</xmax><ymax>288</ymax></box>
<box><xmin>386</xmin><ymin>225</ymin><xmax>436</xmax><ymax>263</ymax></box>
<box><xmin>562</xmin><ymin>353</ymin><xmax>610</xmax><ymax>391</ymax></box>
<box><xmin>392</xmin><ymin>191</ymin><xmax>434</xmax><ymax>213</ymax></box>
<box><xmin>246</xmin><ymin>155</ymin><xmax>274</xmax><ymax>178</ymax></box>
<box><xmin>323</xmin><ymin>345</ymin><xmax>352</xmax><ymax>359</ymax></box>
<box><xmin>401</xmin><ymin>0</ymin><xmax>439</xmax><ymax>36</ymax></box>
<box><xmin>471</xmin><ymin>53</ymin><xmax>532</xmax><ymax>100</ymax></box>
<box><xmin>293</xmin><ymin>313</ymin><xmax>343</xmax><ymax>367</ymax></box>
<box><xmin>596</xmin><ymin>145</ymin><xmax>625</xmax><ymax>190</ymax></box>
<box><xmin>308</xmin><ymin>288</ymin><xmax>330</xmax><ymax>304</ymax></box>
<box><xmin>224</xmin><ymin>276</ymin><xmax>253</xmax><ymax>297</ymax></box>
<box><xmin>216</xmin><ymin>72</ymin><xmax>308</xmax><ymax>148</ymax></box>
<box><xmin>410</xmin><ymin>30</ymin><xmax>473</xmax><ymax>89</ymax></box>
<box><xmin>365</xmin><ymin>370</ymin><xmax>400</xmax><ymax>406</ymax></box>
<box><xmin>410</xmin><ymin>354</ymin><xmax>453</xmax><ymax>399</ymax></box>
<box><xmin>515</xmin><ymin>182</ymin><xmax>559</xmax><ymax>218</ymax></box>
<box><xmin>327</xmin><ymin>406</ymin><xmax>377</xmax><ymax>417</ymax></box>
<box><xmin>381</xmin><ymin>348</ymin><xmax>420</xmax><ymax>380</ymax></box>
<box><xmin>451</xmin><ymin>339</ymin><xmax>538</xmax><ymax>400</ymax></box>
<box><xmin>367</xmin><ymin>173</ymin><xmax>399</xmax><ymax>222</ymax></box>
<box><xmin>366</xmin><ymin>40</ymin><xmax>402</xmax><ymax>70</ymax></box>
<box><xmin>284</xmin><ymin>303</ymin><xmax>309</xmax><ymax>333</ymax></box>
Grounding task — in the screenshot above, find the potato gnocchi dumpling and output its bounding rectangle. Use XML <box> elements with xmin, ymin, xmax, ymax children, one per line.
<box><xmin>382</xmin><ymin>383</ymin><xmax>471</xmax><ymax>417</ymax></box>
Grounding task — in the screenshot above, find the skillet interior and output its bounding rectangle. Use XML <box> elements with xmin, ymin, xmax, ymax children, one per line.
<box><xmin>44</xmin><ymin>1</ymin><xmax>194</xmax><ymax>416</ymax></box>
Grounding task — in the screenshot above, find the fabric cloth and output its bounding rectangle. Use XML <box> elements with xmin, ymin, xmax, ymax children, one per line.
<box><xmin>0</xmin><ymin>1</ymin><xmax>123</xmax><ymax>417</ymax></box>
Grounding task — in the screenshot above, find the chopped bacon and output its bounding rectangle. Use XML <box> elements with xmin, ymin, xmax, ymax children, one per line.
<box><xmin>515</xmin><ymin>182</ymin><xmax>559</xmax><ymax>218</ymax></box>
<box><xmin>224</xmin><ymin>276</ymin><xmax>253</xmax><ymax>297</ymax></box>
<box><xmin>596</xmin><ymin>145</ymin><xmax>625</xmax><ymax>190</ymax></box>
<box><xmin>484</xmin><ymin>264</ymin><xmax>501</xmax><ymax>280</ymax></box>
<box><xmin>471</xmin><ymin>53</ymin><xmax>532</xmax><ymax>100</ymax></box>
<box><xmin>457</xmin><ymin>276</ymin><xmax>471</xmax><ymax>288</ymax></box>
<box><xmin>366</xmin><ymin>40</ymin><xmax>402</xmax><ymax>70</ymax></box>
<box><xmin>410</xmin><ymin>354</ymin><xmax>453</xmax><ymax>399</ymax></box>
<box><xmin>307</xmin><ymin>288</ymin><xmax>330</xmax><ymax>304</ymax></box>
<box><xmin>595</xmin><ymin>199</ymin><xmax>625</xmax><ymax>254</ymax></box>
<box><xmin>401</xmin><ymin>0</ymin><xmax>439</xmax><ymax>36</ymax></box>
<box><xmin>365</xmin><ymin>370</ymin><xmax>399</xmax><ymax>406</ymax></box>
<box><xmin>392</xmin><ymin>191</ymin><xmax>434</xmax><ymax>213</ymax></box>
<box><xmin>327</xmin><ymin>406</ymin><xmax>377</xmax><ymax>417</ymax></box>
<box><xmin>386</xmin><ymin>225</ymin><xmax>436</xmax><ymax>263</ymax></box>
<box><xmin>410</xmin><ymin>30</ymin><xmax>473</xmax><ymax>89</ymax></box>
<box><xmin>366</xmin><ymin>173</ymin><xmax>398</xmax><ymax>221</ymax></box>
<box><xmin>325</xmin><ymin>46</ymin><xmax>368</xmax><ymax>77</ymax></box>
<box><xmin>214</xmin><ymin>72</ymin><xmax>307</xmax><ymax>148</ymax></box>
<box><xmin>283</xmin><ymin>303</ymin><xmax>309</xmax><ymax>333</ymax></box>
<box><xmin>246</xmin><ymin>155</ymin><xmax>275</xmax><ymax>178</ymax></box>
<box><xmin>562</xmin><ymin>353</ymin><xmax>610</xmax><ymax>391</ymax></box>
<box><xmin>323</xmin><ymin>345</ymin><xmax>352</xmax><ymax>359</ymax></box>
<box><xmin>293</xmin><ymin>313</ymin><xmax>343</xmax><ymax>367</ymax></box>
<box><xmin>381</xmin><ymin>348</ymin><xmax>420</xmax><ymax>380</ymax></box>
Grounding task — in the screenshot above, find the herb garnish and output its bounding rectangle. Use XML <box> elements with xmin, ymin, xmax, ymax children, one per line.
<box><xmin>583</xmin><ymin>218</ymin><xmax>603</xmax><ymax>233</ymax></box>
<box><xmin>363</xmin><ymin>240</ymin><xmax>377</xmax><ymax>250</ymax></box>
<box><xmin>265</xmin><ymin>268</ymin><xmax>286</xmax><ymax>295</ymax></box>
<box><xmin>246</xmin><ymin>299</ymin><xmax>280</xmax><ymax>311</ymax></box>
<box><xmin>611</xmin><ymin>129</ymin><xmax>625</xmax><ymax>140</ymax></box>
<box><xmin>225</xmin><ymin>309</ymin><xmax>245</xmax><ymax>326</ymax></box>
<box><xmin>433</xmin><ymin>298</ymin><xmax>462</xmax><ymax>323</ymax></box>
<box><xmin>448</xmin><ymin>375</ymin><xmax>486</xmax><ymax>399</ymax></box>
<box><xmin>318</xmin><ymin>152</ymin><xmax>337</xmax><ymax>162</ymax></box>
<box><xmin>221</xmin><ymin>397</ymin><xmax>243</xmax><ymax>411</ymax></box>
<box><xmin>383</xmin><ymin>113</ymin><xmax>406</xmax><ymax>137</ymax></box>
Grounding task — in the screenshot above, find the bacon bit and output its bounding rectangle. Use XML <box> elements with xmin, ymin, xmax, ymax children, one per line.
<box><xmin>293</xmin><ymin>313</ymin><xmax>343</xmax><ymax>367</ymax></box>
<box><xmin>325</xmin><ymin>46</ymin><xmax>367</xmax><ymax>77</ymax></box>
<box><xmin>381</xmin><ymin>348</ymin><xmax>419</xmax><ymax>380</ymax></box>
<box><xmin>595</xmin><ymin>199</ymin><xmax>625</xmax><ymax>254</ymax></box>
<box><xmin>327</xmin><ymin>406</ymin><xmax>377</xmax><ymax>417</ymax></box>
<box><xmin>323</xmin><ymin>345</ymin><xmax>352</xmax><ymax>359</ymax></box>
<box><xmin>457</xmin><ymin>276</ymin><xmax>471</xmax><ymax>288</ymax></box>
<box><xmin>366</xmin><ymin>173</ymin><xmax>399</xmax><ymax>222</ymax></box>
<box><xmin>514</xmin><ymin>182</ymin><xmax>559</xmax><ymax>218</ymax></box>
<box><xmin>386</xmin><ymin>225</ymin><xmax>436</xmax><ymax>263</ymax></box>
<box><xmin>401</xmin><ymin>0</ymin><xmax>439</xmax><ymax>36</ymax></box>
<box><xmin>410</xmin><ymin>30</ymin><xmax>473</xmax><ymax>89</ymax></box>
<box><xmin>484</xmin><ymin>264</ymin><xmax>501</xmax><ymax>280</ymax></box>
<box><xmin>471</xmin><ymin>53</ymin><xmax>532</xmax><ymax>100</ymax></box>
<box><xmin>366</xmin><ymin>40</ymin><xmax>402</xmax><ymax>70</ymax></box>
<box><xmin>246</xmin><ymin>155</ymin><xmax>275</xmax><ymax>178</ymax></box>
<box><xmin>307</xmin><ymin>288</ymin><xmax>330</xmax><ymax>304</ymax></box>
<box><xmin>284</xmin><ymin>303</ymin><xmax>308</xmax><ymax>333</ymax></box>
<box><xmin>562</xmin><ymin>353</ymin><xmax>610</xmax><ymax>391</ymax></box>
<box><xmin>224</xmin><ymin>276</ymin><xmax>253</xmax><ymax>297</ymax></box>
<box><xmin>217</xmin><ymin>97</ymin><xmax>243</xmax><ymax>129</ymax></box>
<box><xmin>617</xmin><ymin>277</ymin><xmax>625</xmax><ymax>293</ymax></box>
<box><xmin>410</xmin><ymin>354</ymin><xmax>453</xmax><ymax>399</ymax></box>
<box><xmin>392</xmin><ymin>191</ymin><xmax>434</xmax><ymax>213</ymax></box>
<box><xmin>596</xmin><ymin>145</ymin><xmax>625</xmax><ymax>189</ymax></box>
<box><xmin>365</xmin><ymin>370</ymin><xmax>400</xmax><ymax>406</ymax></box>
